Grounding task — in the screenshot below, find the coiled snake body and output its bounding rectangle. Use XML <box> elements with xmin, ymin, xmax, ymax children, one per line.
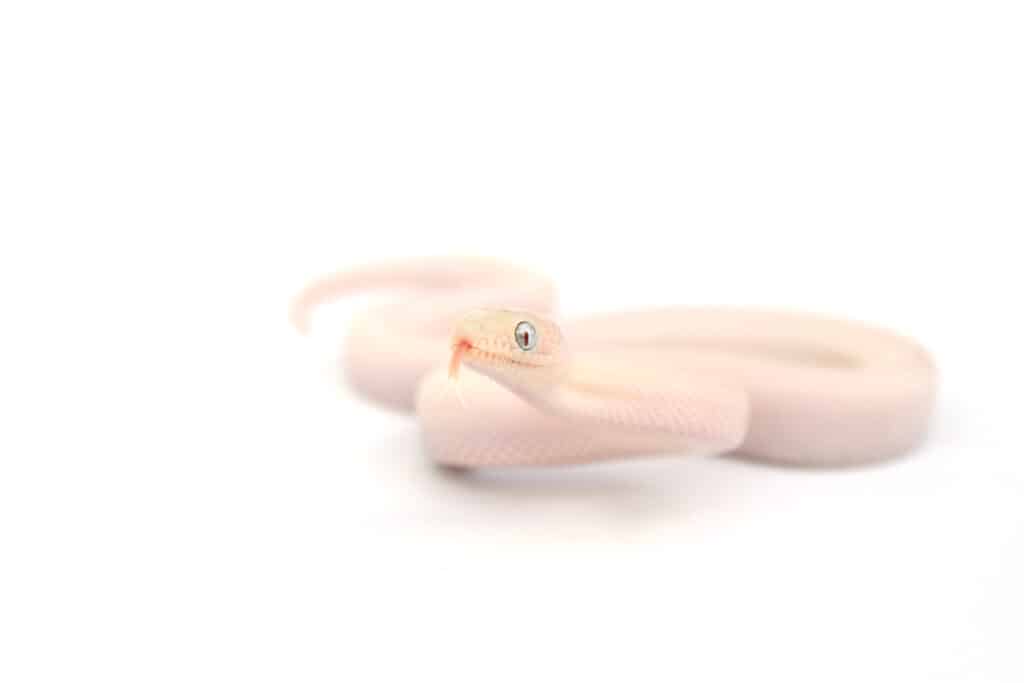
<box><xmin>291</xmin><ymin>257</ymin><xmax>936</xmax><ymax>468</ymax></box>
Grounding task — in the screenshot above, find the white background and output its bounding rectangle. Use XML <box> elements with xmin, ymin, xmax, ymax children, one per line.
<box><xmin>1</xmin><ymin>1</ymin><xmax>1022</xmax><ymax>681</ymax></box>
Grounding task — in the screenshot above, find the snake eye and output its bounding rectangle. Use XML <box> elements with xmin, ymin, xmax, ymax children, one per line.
<box><xmin>514</xmin><ymin>321</ymin><xmax>538</xmax><ymax>351</ymax></box>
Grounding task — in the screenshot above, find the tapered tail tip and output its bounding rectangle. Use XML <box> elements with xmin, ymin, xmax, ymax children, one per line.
<box><xmin>288</xmin><ymin>297</ymin><xmax>311</xmax><ymax>335</ymax></box>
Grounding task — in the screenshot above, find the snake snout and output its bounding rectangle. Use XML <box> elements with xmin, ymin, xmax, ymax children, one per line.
<box><xmin>448</xmin><ymin>338</ymin><xmax>473</xmax><ymax>379</ymax></box>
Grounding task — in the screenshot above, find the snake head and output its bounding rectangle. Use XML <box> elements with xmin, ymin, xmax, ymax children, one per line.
<box><xmin>449</xmin><ymin>309</ymin><xmax>566</xmax><ymax>391</ymax></box>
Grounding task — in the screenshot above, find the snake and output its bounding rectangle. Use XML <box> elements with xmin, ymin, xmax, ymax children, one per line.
<box><xmin>290</xmin><ymin>257</ymin><xmax>937</xmax><ymax>468</ymax></box>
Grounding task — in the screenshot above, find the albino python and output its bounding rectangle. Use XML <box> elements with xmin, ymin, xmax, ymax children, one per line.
<box><xmin>290</xmin><ymin>257</ymin><xmax>936</xmax><ymax>467</ymax></box>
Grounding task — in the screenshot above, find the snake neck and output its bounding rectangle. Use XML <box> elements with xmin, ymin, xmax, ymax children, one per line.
<box><xmin>536</xmin><ymin>365</ymin><xmax>750</xmax><ymax>449</ymax></box>
<box><xmin>525</xmin><ymin>364</ymin><xmax>660</xmax><ymax>431</ymax></box>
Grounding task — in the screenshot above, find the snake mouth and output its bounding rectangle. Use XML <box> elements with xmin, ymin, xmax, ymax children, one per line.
<box><xmin>448</xmin><ymin>339</ymin><xmax>473</xmax><ymax>379</ymax></box>
<box><xmin>448</xmin><ymin>337</ymin><xmax>546</xmax><ymax>379</ymax></box>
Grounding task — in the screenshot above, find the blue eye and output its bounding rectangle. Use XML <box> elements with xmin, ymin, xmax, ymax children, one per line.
<box><xmin>514</xmin><ymin>321</ymin><xmax>537</xmax><ymax>351</ymax></box>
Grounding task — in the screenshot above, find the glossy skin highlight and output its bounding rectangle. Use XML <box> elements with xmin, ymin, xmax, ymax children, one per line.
<box><xmin>291</xmin><ymin>257</ymin><xmax>937</xmax><ymax>467</ymax></box>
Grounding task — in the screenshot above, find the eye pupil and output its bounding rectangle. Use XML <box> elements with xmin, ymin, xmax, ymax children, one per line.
<box><xmin>514</xmin><ymin>321</ymin><xmax>537</xmax><ymax>351</ymax></box>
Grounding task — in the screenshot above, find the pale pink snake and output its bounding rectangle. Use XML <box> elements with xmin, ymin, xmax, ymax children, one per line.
<box><xmin>291</xmin><ymin>257</ymin><xmax>936</xmax><ymax>467</ymax></box>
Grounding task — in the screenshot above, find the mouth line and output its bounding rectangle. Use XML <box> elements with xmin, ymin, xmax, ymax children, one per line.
<box><xmin>448</xmin><ymin>339</ymin><xmax>543</xmax><ymax>378</ymax></box>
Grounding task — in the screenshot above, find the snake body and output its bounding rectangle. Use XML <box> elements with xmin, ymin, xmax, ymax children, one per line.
<box><xmin>291</xmin><ymin>257</ymin><xmax>936</xmax><ymax>467</ymax></box>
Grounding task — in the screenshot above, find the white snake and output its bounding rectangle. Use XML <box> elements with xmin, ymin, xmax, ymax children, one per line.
<box><xmin>291</xmin><ymin>257</ymin><xmax>936</xmax><ymax>467</ymax></box>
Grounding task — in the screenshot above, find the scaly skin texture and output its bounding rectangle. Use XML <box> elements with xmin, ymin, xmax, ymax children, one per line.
<box><xmin>291</xmin><ymin>257</ymin><xmax>937</xmax><ymax>467</ymax></box>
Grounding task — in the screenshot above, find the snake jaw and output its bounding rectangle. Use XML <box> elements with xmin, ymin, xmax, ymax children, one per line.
<box><xmin>449</xmin><ymin>339</ymin><xmax>472</xmax><ymax>379</ymax></box>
